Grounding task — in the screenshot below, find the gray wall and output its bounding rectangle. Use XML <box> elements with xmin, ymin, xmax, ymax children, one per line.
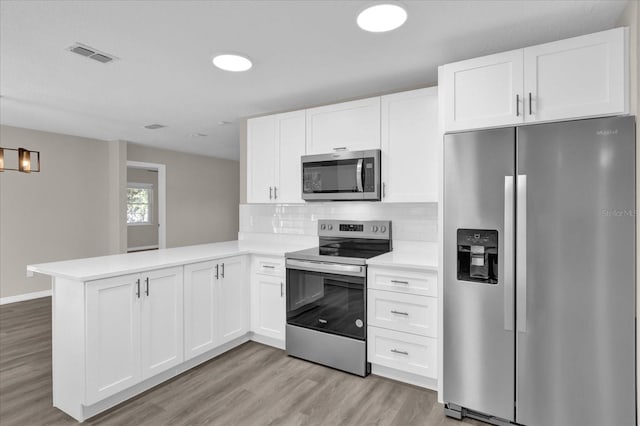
<box><xmin>127</xmin><ymin>143</ymin><xmax>240</xmax><ymax>248</ymax></box>
<box><xmin>127</xmin><ymin>167</ymin><xmax>159</xmax><ymax>249</ymax></box>
<box><xmin>0</xmin><ymin>125</ymin><xmax>112</xmax><ymax>299</ymax></box>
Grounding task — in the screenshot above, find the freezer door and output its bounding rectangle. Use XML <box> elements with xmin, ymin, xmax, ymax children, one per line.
<box><xmin>516</xmin><ymin>116</ymin><xmax>636</xmax><ymax>426</ymax></box>
<box><xmin>443</xmin><ymin>128</ymin><xmax>516</xmax><ymax>421</ymax></box>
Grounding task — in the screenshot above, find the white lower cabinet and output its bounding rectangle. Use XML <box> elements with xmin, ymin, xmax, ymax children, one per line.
<box><xmin>367</xmin><ymin>326</ymin><xmax>437</xmax><ymax>378</ymax></box>
<box><xmin>367</xmin><ymin>266</ymin><xmax>439</xmax><ymax>386</ymax></box>
<box><xmin>184</xmin><ymin>256</ymin><xmax>248</xmax><ymax>359</ymax></box>
<box><xmin>250</xmin><ymin>256</ymin><xmax>286</xmax><ymax>343</ymax></box>
<box><xmin>85</xmin><ymin>266</ymin><xmax>183</xmax><ymax>405</ymax></box>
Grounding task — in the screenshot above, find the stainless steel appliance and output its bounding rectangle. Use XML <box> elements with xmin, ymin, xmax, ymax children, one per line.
<box><xmin>443</xmin><ymin>116</ymin><xmax>636</xmax><ymax>426</ymax></box>
<box><xmin>285</xmin><ymin>219</ymin><xmax>392</xmax><ymax>376</ymax></box>
<box><xmin>301</xmin><ymin>149</ymin><xmax>381</xmax><ymax>201</ymax></box>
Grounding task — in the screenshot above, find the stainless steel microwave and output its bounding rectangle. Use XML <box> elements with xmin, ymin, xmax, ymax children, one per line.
<box><xmin>301</xmin><ymin>149</ymin><xmax>381</xmax><ymax>201</ymax></box>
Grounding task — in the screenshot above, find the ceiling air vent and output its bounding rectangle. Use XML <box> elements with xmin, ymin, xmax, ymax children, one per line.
<box><xmin>68</xmin><ymin>43</ymin><xmax>118</xmax><ymax>64</ymax></box>
<box><xmin>144</xmin><ymin>124</ymin><xmax>167</xmax><ymax>130</ymax></box>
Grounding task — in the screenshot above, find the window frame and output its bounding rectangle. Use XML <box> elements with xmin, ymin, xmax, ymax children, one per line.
<box><xmin>126</xmin><ymin>182</ymin><xmax>154</xmax><ymax>226</ymax></box>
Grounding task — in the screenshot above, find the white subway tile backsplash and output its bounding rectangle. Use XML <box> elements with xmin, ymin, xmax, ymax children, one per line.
<box><xmin>239</xmin><ymin>203</ymin><xmax>438</xmax><ymax>242</ymax></box>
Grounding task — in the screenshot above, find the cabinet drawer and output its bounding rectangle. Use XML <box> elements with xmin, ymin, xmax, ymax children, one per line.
<box><xmin>368</xmin><ymin>268</ymin><xmax>437</xmax><ymax>297</ymax></box>
<box><xmin>253</xmin><ymin>256</ymin><xmax>284</xmax><ymax>276</ymax></box>
<box><xmin>367</xmin><ymin>326</ymin><xmax>437</xmax><ymax>378</ymax></box>
<box><xmin>368</xmin><ymin>289</ymin><xmax>436</xmax><ymax>337</ymax></box>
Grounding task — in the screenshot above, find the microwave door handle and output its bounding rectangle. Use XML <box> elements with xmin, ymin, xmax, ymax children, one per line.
<box><xmin>356</xmin><ymin>159</ymin><xmax>364</xmax><ymax>192</ymax></box>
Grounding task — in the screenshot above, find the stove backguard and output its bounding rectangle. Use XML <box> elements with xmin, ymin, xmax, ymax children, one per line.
<box><xmin>457</xmin><ymin>229</ymin><xmax>498</xmax><ymax>284</ymax></box>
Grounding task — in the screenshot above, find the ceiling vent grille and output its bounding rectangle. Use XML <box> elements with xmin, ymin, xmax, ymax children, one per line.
<box><xmin>68</xmin><ymin>43</ymin><xmax>118</xmax><ymax>63</ymax></box>
<box><xmin>144</xmin><ymin>124</ymin><xmax>167</xmax><ymax>130</ymax></box>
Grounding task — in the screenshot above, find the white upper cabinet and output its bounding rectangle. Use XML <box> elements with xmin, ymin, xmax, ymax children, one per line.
<box><xmin>381</xmin><ymin>87</ymin><xmax>439</xmax><ymax>202</ymax></box>
<box><xmin>275</xmin><ymin>111</ymin><xmax>306</xmax><ymax>203</ymax></box>
<box><xmin>247</xmin><ymin>116</ymin><xmax>277</xmax><ymax>203</ymax></box>
<box><xmin>523</xmin><ymin>27</ymin><xmax>627</xmax><ymax>123</ymax></box>
<box><xmin>441</xmin><ymin>49</ymin><xmax>524</xmax><ymax>132</ymax></box>
<box><xmin>247</xmin><ymin>111</ymin><xmax>305</xmax><ymax>203</ymax></box>
<box><xmin>441</xmin><ymin>28</ymin><xmax>628</xmax><ymax>132</ymax></box>
<box><xmin>306</xmin><ymin>97</ymin><xmax>381</xmax><ymax>154</ymax></box>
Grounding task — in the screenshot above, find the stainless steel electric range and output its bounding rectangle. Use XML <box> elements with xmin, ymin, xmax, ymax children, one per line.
<box><xmin>284</xmin><ymin>219</ymin><xmax>392</xmax><ymax>376</ymax></box>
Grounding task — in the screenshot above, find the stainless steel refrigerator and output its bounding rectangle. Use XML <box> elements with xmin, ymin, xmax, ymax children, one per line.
<box><xmin>443</xmin><ymin>116</ymin><xmax>636</xmax><ymax>426</ymax></box>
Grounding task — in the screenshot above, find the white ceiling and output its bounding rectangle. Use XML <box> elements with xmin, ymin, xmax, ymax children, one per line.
<box><xmin>0</xmin><ymin>0</ymin><xmax>629</xmax><ymax>160</ymax></box>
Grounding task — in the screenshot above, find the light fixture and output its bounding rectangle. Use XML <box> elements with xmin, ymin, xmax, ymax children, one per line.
<box><xmin>0</xmin><ymin>147</ymin><xmax>40</xmax><ymax>173</ymax></box>
<box><xmin>212</xmin><ymin>54</ymin><xmax>252</xmax><ymax>72</ymax></box>
<box><xmin>357</xmin><ymin>3</ymin><xmax>407</xmax><ymax>33</ymax></box>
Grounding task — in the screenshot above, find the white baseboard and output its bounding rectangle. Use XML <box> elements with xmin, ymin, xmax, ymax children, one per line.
<box><xmin>0</xmin><ymin>289</ymin><xmax>52</xmax><ymax>305</ymax></box>
<box><xmin>127</xmin><ymin>245</ymin><xmax>159</xmax><ymax>252</ymax></box>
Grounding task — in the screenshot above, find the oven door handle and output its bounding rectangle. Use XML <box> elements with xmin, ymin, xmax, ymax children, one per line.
<box><xmin>356</xmin><ymin>159</ymin><xmax>364</xmax><ymax>193</ymax></box>
<box><xmin>286</xmin><ymin>259</ymin><xmax>365</xmax><ymax>277</ymax></box>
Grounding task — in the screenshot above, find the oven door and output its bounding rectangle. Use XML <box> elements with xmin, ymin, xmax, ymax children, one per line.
<box><xmin>286</xmin><ymin>261</ymin><xmax>366</xmax><ymax>340</ymax></box>
<box><xmin>301</xmin><ymin>150</ymin><xmax>380</xmax><ymax>201</ymax></box>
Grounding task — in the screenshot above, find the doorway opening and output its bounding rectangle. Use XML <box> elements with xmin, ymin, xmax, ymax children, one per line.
<box><xmin>126</xmin><ymin>161</ymin><xmax>166</xmax><ymax>252</ymax></box>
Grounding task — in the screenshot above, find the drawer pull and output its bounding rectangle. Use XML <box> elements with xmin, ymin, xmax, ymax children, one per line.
<box><xmin>390</xmin><ymin>310</ymin><xmax>409</xmax><ymax>316</ymax></box>
<box><xmin>391</xmin><ymin>280</ymin><xmax>409</xmax><ymax>285</ymax></box>
<box><xmin>262</xmin><ymin>265</ymin><xmax>275</xmax><ymax>269</ymax></box>
<box><xmin>390</xmin><ymin>349</ymin><xmax>409</xmax><ymax>355</ymax></box>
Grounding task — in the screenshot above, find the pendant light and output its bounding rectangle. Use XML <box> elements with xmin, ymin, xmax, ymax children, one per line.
<box><xmin>0</xmin><ymin>147</ymin><xmax>40</xmax><ymax>173</ymax></box>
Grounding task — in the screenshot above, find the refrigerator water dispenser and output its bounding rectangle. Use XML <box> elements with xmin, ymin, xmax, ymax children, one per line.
<box><xmin>457</xmin><ymin>229</ymin><xmax>498</xmax><ymax>284</ymax></box>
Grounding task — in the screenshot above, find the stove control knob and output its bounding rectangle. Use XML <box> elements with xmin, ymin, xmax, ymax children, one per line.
<box><xmin>380</xmin><ymin>225</ymin><xmax>387</xmax><ymax>233</ymax></box>
<box><xmin>327</xmin><ymin>225</ymin><xmax>333</xmax><ymax>231</ymax></box>
<box><xmin>372</xmin><ymin>225</ymin><xmax>379</xmax><ymax>232</ymax></box>
<box><xmin>320</xmin><ymin>224</ymin><xmax>326</xmax><ymax>230</ymax></box>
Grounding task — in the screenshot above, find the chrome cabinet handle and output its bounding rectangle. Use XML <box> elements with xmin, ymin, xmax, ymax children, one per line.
<box><xmin>215</xmin><ymin>264</ymin><xmax>219</xmax><ymax>280</ymax></box>
<box><xmin>382</xmin><ymin>182</ymin><xmax>386</xmax><ymax>198</ymax></box>
<box><xmin>136</xmin><ymin>279</ymin><xmax>140</xmax><ymax>298</ymax></box>
<box><xmin>333</xmin><ymin>147</ymin><xmax>347</xmax><ymax>151</ymax></box>
<box><xmin>390</xmin><ymin>349</ymin><xmax>408</xmax><ymax>355</ymax></box>
<box><xmin>390</xmin><ymin>280</ymin><xmax>409</xmax><ymax>285</ymax></box>
<box><xmin>145</xmin><ymin>277</ymin><xmax>149</xmax><ymax>296</ymax></box>
<box><xmin>528</xmin><ymin>92</ymin><xmax>533</xmax><ymax>115</ymax></box>
<box><xmin>318</xmin><ymin>319</ymin><xmax>328</xmax><ymax>324</ymax></box>
<box><xmin>516</xmin><ymin>94</ymin><xmax>520</xmax><ymax>117</ymax></box>
<box><xmin>390</xmin><ymin>310</ymin><xmax>409</xmax><ymax>316</ymax></box>
<box><xmin>221</xmin><ymin>263</ymin><xmax>225</xmax><ymax>278</ymax></box>
<box><xmin>262</xmin><ymin>265</ymin><xmax>275</xmax><ymax>269</ymax></box>
<box><xmin>274</xmin><ymin>186</ymin><xmax>278</xmax><ymax>200</ymax></box>
<box><xmin>269</xmin><ymin>186</ymin><xmax>273</xmax><ymax>200</ymax></box>
<box><xmin>504</xmin><ymin>176</ymin><xmax>515</xmax><ymax>331</ymax></box>
<box><xmin>280</xmin><ymin>282</ymin><xmax>284</xmax><ymax>297</ymax></box>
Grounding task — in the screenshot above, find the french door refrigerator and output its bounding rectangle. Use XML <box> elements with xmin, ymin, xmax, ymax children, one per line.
<box><xmin>443</xmin><ymin>116</ymin><xmax>636</xmax><ymax>426</ymax></box>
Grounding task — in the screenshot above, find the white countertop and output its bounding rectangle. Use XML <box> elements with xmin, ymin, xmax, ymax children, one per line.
<box><xmin>367</xmin><ymin>242</ymin><xmax>438</xmax><ymax>271</ymax></box>
<box><xmin>27</xmin><ymin>240</ymin><xmax>314</xmax><ymax>282</ymax></box>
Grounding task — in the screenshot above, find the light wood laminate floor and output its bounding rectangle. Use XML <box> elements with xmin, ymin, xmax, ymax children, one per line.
<box><xmin>0</xmin><ymin>297</ymin><xmax>482</xmax><ymax>426</ymax></box>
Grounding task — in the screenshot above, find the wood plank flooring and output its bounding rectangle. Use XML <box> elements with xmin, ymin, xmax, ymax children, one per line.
<box><xmin>0</xmin><ymin>297</ymin><xmax>482</xmax><ymax>426</ymax></box>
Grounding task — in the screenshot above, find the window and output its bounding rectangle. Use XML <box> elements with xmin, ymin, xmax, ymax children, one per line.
<box><xmin>127</xmin><ymin>183</ymin><xmax>153</xmax><ymax>225</ymax></box>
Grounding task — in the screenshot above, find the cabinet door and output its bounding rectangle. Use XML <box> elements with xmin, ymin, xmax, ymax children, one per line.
<box><xmin>524</xmin><ymin>27</ymin><xmax>627</xmax><ymax>123</ymax></box>
<box><xmin>441</xmin><ymin>49</ymin><xmax>524</xmax><ymax>132</ymax></box>
<box><xmin>218</xmin><ymin>257</ymin><xmax>248</xmax><ymax>344</ymax></box>
<box><xmin>381</xmin><ymin>87</ymin><xmax>439</xmax><ymax>202</ymax></box>
<box><xmin>247</xmin><ymin>115</ymin><xmax>276</xmax><ymax>203</ymax></box>
<box><xmin>306</xmin><ymin>97</ymin><xmax>381</xmax><ymax>154</ymax></box>
<box><xmin>184</xmin><ymin>261</ymin><xmax>218</xmax><ymax>360</ymax></box>
<box><xmin>252</xmin><ymin>273</ymin><xmax>286</xmax><ymax>340</ymax></box>
<box><xmin>140</xmin><ymin>267</ymin><xmax>184</xmax><ymax>380</ymax></box>
<box><xmin>85</xmin><ymin>274</ymin><xmax>141</xmax><ymax>405</ymax></box>
<box><xmin>275</xmin><ymin>110</ymin><xmax>306</xmax><ymax>203</ymax></box>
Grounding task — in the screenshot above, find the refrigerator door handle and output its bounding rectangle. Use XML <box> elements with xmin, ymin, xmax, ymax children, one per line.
<box><xmin>504</xmin><ymin>176</ymin><xmax>515</xmax><ymax>331</ymax></box>
<box><xmin>516</xmin><ymin>174</ymin><xmax>527</xmax><ymax>333</ymax></box>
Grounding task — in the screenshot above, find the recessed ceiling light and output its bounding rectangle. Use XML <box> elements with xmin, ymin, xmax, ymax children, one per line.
<box><xmin>212</xmin><ymin>54</ymin><xmax>252</xmax><ymax>72</ymax></box>
<box><xmin>144</xmin><ymin>124</ymin><xmax>166</xmax><ymax>130</ymax></box>
<box><xmin>190</xmin><ymin>133</ymin><xmax>208</xmax><ymax>137</ymax></box>
<box><xmin>357</xmin><ymin>3</ymin><xmax>407</xmax><ymax>33</ymax></box>
<box><xmin>217</xmin><ymin>121</ymin><xmax>232</xmax><ymax>126</ymax></box>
